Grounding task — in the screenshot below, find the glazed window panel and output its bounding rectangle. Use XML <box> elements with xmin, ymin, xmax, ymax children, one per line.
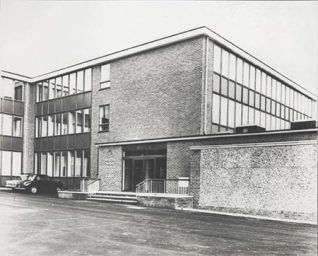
<box><xmin>77</xmin><ymin>71</ymin><xmax>84</xmax><ymax>93</ymax></box>
<box><xmin>261</xmin><ymin>72</ymin><xmax>266</xmax><ymax>95</ymax></box>
<box><xmin>99</xmin><ymin>105</ymin><xmax>110</xmax><ymax>132</ymax></box>
<box><xmin>255</xmin><ymin>110</ymin><xmax>261</xmax><ymax>126</ymax></box>
<box><xmin>242</xmin><ymin>105</ymin><xmax>248</xmax><ymax>125</ymax></box>
<box><xmin>43</xmin><ymin>81</ymin><xmax>49</xmax><ymax>101</ymax></box>
<box><xmin>84</xmin><ymin>68</ymin><xmax>92</xmax><ymax>92</ymax></box>
<box><xmin>266</xmin><ymin>98</ymin><xmax>271</xmax><ymax>113</ymax></box>
<box><xmin>54</xmin><ymin>152</ymin><xmax>60</xmax><ymax>177</ymax></box>
<box><xmin>55</xmin><ymin>114</ymin><xmax>61</xmax><ymax>136</ymax></box>
<box><xmin>75</xmin><ymin>150</ymin><xmax>82</xmax><ymax>177</ymax></box>
<box><xmin>36</xmin><ymin>83</ymin><xmax>43</xmax><ymax>102</ymax></box>
<box><xmin>61</xmin><ymin>151</ymin><xmax>67</xmax><ymax>177</ymax></box>
<box><xmin>213</xmin><ymin>73</ymin><xmax>220</xmax><ymax>93</ymax></box>
<box><xmin>69</xmin><ymin>73</ymin><xmax>76</xmax><ymax>95</ymax></box>
<box><xmin>228</xmin><ymin>99</ymin><xmax>235</xmax><ymax>128</ymax></box>
<box><xmin>221</xmin><ymin>50</ymin><xmax>229</xmax><ymax>77</ymax></box>
<box><xmin>42</xmin><ymin>116</ymin><xmax>48</xmax><ymax>137</ymax></box>
<box><xmin>3</xmin><ymin>114</ymin><xmax>12</xmax><ymax>136</ymax></box>
<box><xmin>76</xmin><ymin>110</ymin><xmax>83</xmax><ymax>134</ymax></box>
<box><xmin>249</xmin><ymin>90</ymin><xmax>254</xmax><ymax>107</ymax></box>
<box><xmin>49</xmin><ymin>79</ymin><xmax>55</xmax><ymax>99</ymax></box>
<box><xmin>213</xmin><ymin>45</ymin><xmax>221</xmax><ymax>74</ymax></box>
<box><xmin>260</xmin><ymin>96</ymin><xmax>266</xmax><ymax>112</ymax></box>
<box><xmin>228</xmin><ymin>81</ymin><xmax>235</xmax><ymax>99</ymax></box>
<box><xmin>221</xmin><ymin>77</ymin><xmax>228</xmax><ymax>96</ymax></box>
<box><xmin>260</xmin><ymin>112</ymin><xmax>266</xmax><ymax>129</ymax></box>
<box><xmin>243</xmin><ymin>62</ymin><xmax>249</xmax><ymax>87</ymax></box>
<box><xmin>255</xmin><ymin>93</ymin><xmax>260</xmax><ymax>109</ymax></box>
<box><xmin>62</xmin><ymin>113</ymin><xmax>68</xmax><ymax>135</ymax></box>
<box><xmin>56</xmin><ymin>77</ymin><xmax>62</xmax><ymax>98</ymax></box>
<box><xmin>255</xmin><ymin>69</ymin><xmax>261</xmax><ymax>93</ymax></box>
<box><xmin>270</xmin><ymin>116</ymin><xmax>275</xmax><ymax>130</ymax></box>
<box><xmin>220</xmin><ymin>96</ymin><xmax>228</xmax><ymax>126</ymax></box>
<box><xmin>83</xmin><ymin>150</ymin><xmax>90</xmax><ymax>177</ymax></box>
<box><xmin>271</xmin><ymin>101</ymin><xmax>276</xmax><ymax>116</ymax></box>
<box><xmin>68</xmin><ymin>111</ymin><xmax>76</xmax><ymax>134</ymax></box>
<box><xmin>229</xmin><ymin>54</ymin><xmax>236</xmax><ymax>80</ymax></box>
<box><xmin>47</xmin><ymin>152</ymin><xmax>54</xmax><ymax>177</ymax></box>
<box><xmin>235</xmin><ymin>84</ymin><xmax>242</xmax><ymax>102</ymax></box>
<box><xmin>281</xmin><ymin>84</ymin><xmax>286</xmax><ymax>104</ymax></box>
<box><xmin>48</xmin><ymin>115</ymin><xmax>54</xmax><ymax>136</ymax></box>
<box><xmin>277</xmin><ymin>81</ymin><xmax>281</xmax><ymax>102</ymax></box>
<box><xmin>212</xmin><ymin>94</ymin><xmax>220</xmax><ymax>124</ymax></box>
<box><xmin>83</xmin><ymin>109</ymin><xmax>91</xmax><ymax>133</ymax></box>
<box><xmin>1</xmin><ymin>151</ymin><xmax>12</xmax><ymax>175</ymax></box>
<box><xmin>236</xmin><ymin>58</ymin><xmax>243</xmax><ymax>84</ymax></box>
<box><xmin>285</xmin><ymin>87</ymin><xmax>290</xmax><ymax>107</ymax></box>
<box><xmin>100</xmin><ymin>64</ymin><xmax>111</xmax><ymax>89</ymax></box>
<box><xmin>14</xmin><ymin>82</ymin><xmax>23</xmax><ymax>101</ymax></box>
<box><xmin>248</xmin><ymin>107</ymin><xmax>254</xmax><ymax>124</ymax></box>
<box><xmin>249</xmin><ymin>66</ymin><xmax>255</xmax><ymax>90</ymax></box>
<box><xmin>41</xmin><ymin>153</ymin><xmax>47</xmax><ymax>175</ymax></box>
<box><xmin>13</xmin><ymin>116</ymin><xmax>22</xmax><ymax>137</ymax></box>
<box><xmin>67</xmin><ymin>151</ymin><xmax>75</xmax><ymax>177</ymax></box>
<box><xmin>271</xmin><ymin>80</ymin><xmax>277</xmax><ymax>100</ymax></box>
<box><xmin>242</xmin><ymin>87</ymin><xmax>248</xmax><ymax>104</ymax></box>
<box><xmin>62</xmin><ymin>75</ymin><xmax>69</xmax><ymax>96</ymax></box>
<box><xmin>266</xmin><ymin>76</ymin><xmax>272</xmax><ymax>97</ymax></box>
<box><xmin>235</xmin><ymin>103</ymin><xmax>242</xmax><ymax>127</ymax></box>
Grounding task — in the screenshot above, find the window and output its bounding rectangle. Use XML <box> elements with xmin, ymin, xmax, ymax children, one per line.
<box><xmin>277</xmin><ymin>81</ymin><xmax>281</xmax><ymax>102</ymax></box>
<box><xmin>242</xmin><ymin>105</ymin><xmax>248</xmax><ymax>125</ymax></box>
<box><xmin>1</xmin><ymin>151</ymin><xmax>12</xmax><ymax>175</ymax></box>
<box><xmin>84</xmin><ymin>68</ymin><xmax>92</xmax><ymax>91</ymax></box>
<box><xmin>49</xmin><ymin>79</ymin><xmax>55</xmax><ymax>99</ymax></box>
<box><xmin>54</xmin><ymin>152</ymin><xmax>60</xmax><ymax>177</ymax></box>
<box><xmin>2</xmin><ymin>114</ymin><xmax>12</xmax><ymax>136</ymax></box>
<box><xmin>55</xmin><ymin>114</ymin><xmax>61</xmax><ymax>136</ymax></box>
<box><xmin>68</xmin><ymin>151</ymin><xmax>75</xmax><ymax>177</ymax></box>
<box><xmin>255</xmin><ymin>69</ymin><xmax>261</xmax><ymax>93</ymax></box>
<box><xmin>235</xmin><ymin>84</ymin><xmax>242</xmax><ymax>102</ymax></box>
<box><xmin>99</xmin><ymin>105</ymin><xmax>110</xmax><ymax>132</ymax></box>
<box><xmin>70</xmin><ymin>73</ymin><xmax>76</xmax><ymax>95</ymax></box>
<box><xmin>266</xmin><ymin>76</ymin><xmax>272</xmax><ymax>97</ymax></box>
<box><xmin>48</xmin><ymin>115</ymin><xmax>54</xmax><ymax>136</ymax></box>
<box><xmin>255</xmin><ymin>93</ymin><xmax>260</xmax><ymax>109</ymax></box>
<box><xmin>62</xmin><ymin>75</ymin><xmax>69</xmax><ymax>96</ymax></box>
<box><xmin>76</xmin><ymin>110</ymin><xmax>83</xmax><ymax>134</ymax></box>
<box><xmin>77</xmin><ymin>71</ymin><xmax>84</xmax><ymax>93</ymax></box>
<box><xmin>213</xmin><ymin>45</ymin><xmax>221</xmax><ymax>73</ymax></box>
<box><xmin>228</xmin><ymin>81</ymin><xmax>235</xmax><ymax>99</ymax></box>
<box><xmin>235</xmin><ymin>103</ymin><xmax>242</xmax><ymax>127</ymax></box>
<box><xmin>255</xmin><ymin>110</ymin><xmax>261</xmax><ymax>126</ymax></box>
<box><xmin>229</xmin><ymin>54</ymin><xmax>236</xmax><ymax>80</ymax></box>
<box><xmin>41</xmin><ymin>153</ymin><xmax>47</xmax><ymax>175</ymax></box>
<box><xmin>75</xmin><ymin>150</ymin><xmax>82</xmax><ymax>177</ymax></box>
<box><xmin>62</xmin><ymin>113</ymin><xmax>68</xmax><ymax>135</ymax></box>
<box><xmin>220</xmin><ymin>97</ymin><xmax>228</xmax><ymax>126</ymax></box>
<box><xmin>228</xmin><ymin>100</ymin><xmax>235</xmax><ymax>128</ymax></box>
<box><xmin>236</xmin><ymin>58</ymin><xmax>243</xmax><ymax>84</ymax></box>
<box><xmin>47</xmin><ymin>152</ymin><xmax>54</xmax><ymax>177</ymax></box>
<box><xmin>56</xmin><ymin>77</ymin><xmax>62</xmax><ymax>98</ymax></box>
<box><xmin>221</xmin><ymin>77</ymin><xmax>228</xmax><ymax>96</ymax></box>
<box><xmin>42</xmin><ymin>116</ymin><xmax>48</xmax><ymax>137</ymax></box>
<box><xmin>266</xmin><ymin>98</ymin><xmax>271</xmax><ymax>113</ymax></box>
<box><xmin>242</xmin><ymin>87</ymin><xmax>248</xmax><ymax>104</ymax></box>
<box><xmin>248</xmin><ymin>107</ymin><xmax>254</xmax><ymax>124</ymax></box>
<box><xmin>221</xmin><ymin>50</ymin><xmax>229</xmax><ymax>77</ymax></box>
<box><xmin>83</xmin><ymin>150</ymin><xmax>90</xmax><ymax>177</ymax></box>
<box><xmin>13</xmin><ymin>116</ymin><xmax>22</xmax><ymax>137</ymax></box>
<box><xmin>61</xmin><ymin>152</ymin><xmax>67</xmax><ymax>177</ymax></box>
<box><xmin>43</xmin><ymin>81</ymin><xmax>49</xmax><ymax>101</ymax></box>
<box><xmin>243</xmin><ymin>62</ymin><xmax>249</xmax><ymax>87</ymax></box>
<box><xmin>36</xmin><ymin>83</ymin><xmax>43</xmax><ymax>102</ymax></box>
<box><xmin>69</xmin><ymin>111</ymin><xmax>76</xmax><ymax>134</ymax></box>
<box><xmin>249</xmin><ymin>66</ymin><xmax>255</xmax><ymax>90</ymax></box>
<box><xmin>260</xmin><ymin>96</ymin><xmax>266</xmax><ymax>111</ymax></box>
<box><xmin>261</xmin><ymin>72</ymin><xmax>266</xmax><ymax>95</ymax></box>
<box><xmin>249</xmin><ymin>90</ymin><xmax>254</xmax><ymax>107</ymax></box>
<box><xmin>100</xmin><ymin>64</ymin><xmax>111</xmax><ymax>89</ymax></box>
<box><xmin>213</xmin><ymin>73</ymin><xmax>220</xmax><ymax>93</ymax></box>
<box><xmin>1</xmin><ymin>78</ymin><xmax>14</xmax><ymax>100</ymax></box>
<box><xmin>83</xmin><ymin>109</ymin><xmax>91</xmax><ymax>132</ymax></box>
<box><xmin>14</xmin><ymin>82</ymin><xmax>23</xmax><ymax>101</ymax></box>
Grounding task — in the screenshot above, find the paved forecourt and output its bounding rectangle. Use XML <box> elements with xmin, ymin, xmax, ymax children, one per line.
<box><xmin>0</xmin><ymin>191</ymin><xmax>316</xmax><ymax>256</ymax></box>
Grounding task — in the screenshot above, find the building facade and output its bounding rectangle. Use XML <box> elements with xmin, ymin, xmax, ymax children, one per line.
<box><xmin>0</xmin><ymin>27</ymin><xmax>316</xmax><ymax>195</ymax></box>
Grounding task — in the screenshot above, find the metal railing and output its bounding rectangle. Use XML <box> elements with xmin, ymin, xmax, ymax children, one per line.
<box><xmin>136</xmin><ymin>178</ymin><xmax>189</xmax><ymax>195</ymax></box>
<box><xmin>80</xmin><ymin>178</ymin><xmax>100</xmax><ymax>192</ymax></box>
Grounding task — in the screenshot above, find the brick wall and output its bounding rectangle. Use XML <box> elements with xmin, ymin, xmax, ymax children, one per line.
<box><xmin>98</xmin><ymin>146</ymin><xmax>122</xmax><ymax>191</ymax></box>
<box><xmin>91</xmin><ymin>37</ymin><xmax>205</xmax><ymax>178</ymax></box>
<box><xmin>194</xmin><ymin>140</ymin><xmax>317</xmax><ymax>221</ymax></box>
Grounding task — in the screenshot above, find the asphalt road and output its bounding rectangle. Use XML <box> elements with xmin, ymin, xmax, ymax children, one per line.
<box><xmin>0</xmin><ymin>191</ymin><xmax>316</xmax><ymax>256</ymax></box>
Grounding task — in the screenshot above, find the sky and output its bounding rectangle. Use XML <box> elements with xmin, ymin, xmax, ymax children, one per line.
<box><xmin>0</xmin><ymin>0</ymin><xmax>317</xmax><ymax>96</ymax></box>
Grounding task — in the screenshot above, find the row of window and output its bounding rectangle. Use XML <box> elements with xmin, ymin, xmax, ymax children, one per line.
<box><xmin>212</xmin><ymin>76</ymin><xmax>309</xmax><ymax>121</ymax></box>
<box><xmin>35</xmin><ymin>109</ymin><xmax>90</xmax><ymax>138</ymax></box>
<box><xmin>212</xmin><ymin>93</ymin><xmax>304</xmax><ymax>132</ymax></box>
<box><xmin>0</xmin><ymin>151</ymin><xmax>22</xmax><ymax>176</ymax></box>
<box><xmin>0</xmin><ymin>77</ymin><xmax>23</xmax><ymax>101</ymax></box>
<box><xmin>0</xmin><ymin>113</ymin><xmax>23</xmax><ymax>137</ymax></box>
<box><xmin>213</xmin><ymin>45</ymin><xmax>313</xmax><ymax>117</ymax></box>
<box><xmin>34</xmin><ymin>150</ymin><xmax>90</xmax><ymax>177</ymax></box>
<box><xmin>36</xmin><ymin>68</ymin><xmax>92</xmax><ymax>102</ymax></box>
<box><xmin>36</xmin><ymin>64</ymin><xmax>111</xmax><ymax>102</ymax></box>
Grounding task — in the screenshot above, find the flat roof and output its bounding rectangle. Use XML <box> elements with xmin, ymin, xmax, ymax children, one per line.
<box><xmin>1</xmin><ymin>26</ymin><xmax>317</xmax><ymax>100</ymax></box>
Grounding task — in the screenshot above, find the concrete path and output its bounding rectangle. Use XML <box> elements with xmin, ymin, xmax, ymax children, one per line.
<box><xmin>0</xmin><ymin>191</ymin><xmax>316</xmax><ymax>255</ymax></box>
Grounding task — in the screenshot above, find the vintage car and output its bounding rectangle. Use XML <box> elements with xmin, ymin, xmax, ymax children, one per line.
<box><xmin>6</xmin><ymin>174</ymin><xmax>63</xmax><ymax>194</ymax></box>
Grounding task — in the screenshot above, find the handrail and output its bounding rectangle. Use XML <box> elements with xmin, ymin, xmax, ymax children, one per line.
<box><xmin>136</xmin><ymin>178</ymin><xmax>190</xmax><ymax>195</ymax></box>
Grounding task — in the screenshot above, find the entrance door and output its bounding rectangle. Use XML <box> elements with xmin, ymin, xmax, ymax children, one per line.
<box><xmin>133</xmin><ymin>160</ymin><xmax>144</xmax><ymax>190</ymax></box>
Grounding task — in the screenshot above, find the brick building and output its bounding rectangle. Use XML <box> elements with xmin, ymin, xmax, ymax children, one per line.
<box><xmin>0</xmin><ymin>27</ymin><xmax>317</xmax><ymax>220</ymax></box>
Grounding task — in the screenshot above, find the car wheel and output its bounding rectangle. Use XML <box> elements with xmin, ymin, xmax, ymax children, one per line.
<box><xmin>30</xmin><ymin>186</ymin><xmax>38</xmax><ymax>194</ymax></box>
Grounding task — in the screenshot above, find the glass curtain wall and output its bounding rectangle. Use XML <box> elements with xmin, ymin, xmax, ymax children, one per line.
<box><xmin>211</xmin><ymin>44</ymin><xmax>314</xmax><ymax>133</ymax></box>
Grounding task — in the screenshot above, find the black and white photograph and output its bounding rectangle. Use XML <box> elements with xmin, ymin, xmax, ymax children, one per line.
<box><xmin>0</xmin><ymin>1</ymin><xmax>317</xmax><ymax>255</ymax></box>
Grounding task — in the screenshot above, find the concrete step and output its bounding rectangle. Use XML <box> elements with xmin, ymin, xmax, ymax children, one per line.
<box><xmin>87</xmin><ymin>197</ymin><xmax>138</xmax><ymax>204</ymax></box>
<box><xmin>89</xmin><ymin>195</ymin><xmax>137</xmax><ymax>200</ymax></box>
<box><xmin>92</xmin><ymin>191</ymin><xmax>137</xmax><ymax>197</ymax></box>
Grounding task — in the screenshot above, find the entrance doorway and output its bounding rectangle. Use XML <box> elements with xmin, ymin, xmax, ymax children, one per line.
<box><xmin>123</xmin><ymin>157</ymin><xmax>166</xmax><ymax>191</ymax></box>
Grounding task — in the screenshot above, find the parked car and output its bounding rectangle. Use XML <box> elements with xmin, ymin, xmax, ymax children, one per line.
<box><xmin>6</xmin><ymin>174</ymin><xmax>63</xmax><ymax>194</ymax></box>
